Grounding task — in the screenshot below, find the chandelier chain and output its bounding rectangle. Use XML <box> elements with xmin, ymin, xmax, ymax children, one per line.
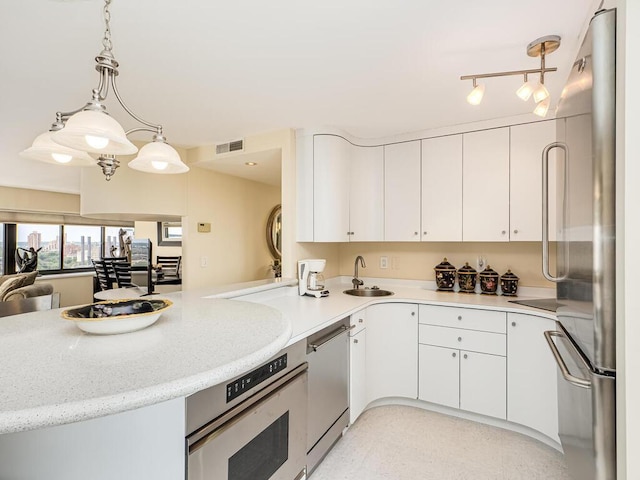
<box><xmin>102</xmin><ymin>0</ymin><xmax>113</xmax><ymax>52</ymax></box>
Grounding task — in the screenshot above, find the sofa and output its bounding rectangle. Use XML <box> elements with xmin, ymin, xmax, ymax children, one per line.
<box><xmin>0</xmin><ymin>272</ymin><xmax>54</xmax><ymax>302</ymax></box>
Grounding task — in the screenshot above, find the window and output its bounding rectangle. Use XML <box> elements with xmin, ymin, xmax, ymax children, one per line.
<box><xmin>5</xmin><ymin>224</ymin><xmax>135</xmax><ymax>275</ymax></box>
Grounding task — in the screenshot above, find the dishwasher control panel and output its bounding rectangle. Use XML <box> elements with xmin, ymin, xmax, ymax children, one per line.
<box><xmin>226</xmin><ymin>353</ymin><xmax>288</xmax><ymax>402</ymax></box>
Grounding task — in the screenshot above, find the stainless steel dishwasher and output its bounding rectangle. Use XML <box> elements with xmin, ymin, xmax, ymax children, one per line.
<box><xmin>306</xmin><ymin>317</ymin><xmax>351</xmax><ymax>475</ymax></box>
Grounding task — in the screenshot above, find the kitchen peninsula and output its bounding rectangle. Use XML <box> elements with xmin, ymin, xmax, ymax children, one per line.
<box><xmin>0</xmin><ymin>277</ymin><xmax>558</xmax><ymax>479</ymax></box>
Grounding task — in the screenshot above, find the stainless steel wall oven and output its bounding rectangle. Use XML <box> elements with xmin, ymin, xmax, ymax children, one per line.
<box><xmin>186</xmin><ymin>341</ymin><xmax>308</xmax><ymax>480</ymax></box>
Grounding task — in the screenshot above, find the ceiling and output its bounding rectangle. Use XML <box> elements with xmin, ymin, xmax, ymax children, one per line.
<box><xmin>0</xmin><ymin>0</ymin><xmax>599</xmax><ymax>194</ymax></box>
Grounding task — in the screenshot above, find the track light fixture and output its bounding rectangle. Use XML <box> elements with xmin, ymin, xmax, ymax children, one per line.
<box><xmin>461</xmin><ymin>35</ymin><xmax>561</xmax><ymax>118</ymax></box>
<box><xmin>20</xmin><ymin>0</ymin><xmax>189</xmax><ymax>180</ymax></box>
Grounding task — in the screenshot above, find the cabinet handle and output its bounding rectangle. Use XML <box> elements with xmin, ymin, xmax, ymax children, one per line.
<box><xmin>513</xmin><ymin>229</ymin><xmax>519</xmax><ymax>234</ymax></box>
<box><xmin>501</xmin><ymin>230</ymin><xmax>506</xmax><ymax>235</ymax></box>
<box><xmin>414</xmin><ymin>231</ymin><xmax>419</xmax><ymax>235</ymax></box>
<box><xmin>411</xmin><ymin>311</ymin><xmax>416</xmax><ymax>316</ymax></box>
<box><xmin>452</xmin><ymin>352</ymin><xmax>457</xmax><ymax>358</ymax></box>
<box><xmin>457</xmin><ymin>315</ymin><xmax>462</xmax><ymax>321</ymax></box>
<box><xmin>457</xmin><ymin>336</ymin><xmax>462</xmax><ymax>342</ymax></box>
<box><xmin>353</xmin><ymin>339</ymin><xmax>359</xmax><ymax>344</ymax></box>
<box><xmin>423</xmin><ymin>231</ymin><xmax>428</xmax><ymax>235</ymax></box>
<box><xmin>512</xmin><ymin>321</ymin><xmax>516</xmax><ymax>327</ymax></box>
<box><xmin>359</xmin><ymin>318</ymin><xmax>364</xmax><ymax>323</ymax></box>
<box><xmin>463</xmin><ymin>353</ymin><xmax>468</xmax><ymax>359</ymax></box>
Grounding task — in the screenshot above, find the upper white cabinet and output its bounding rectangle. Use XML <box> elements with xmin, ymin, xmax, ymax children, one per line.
<box><xmin>421</xmin><ymin>135</ymin><xmax>463</xmax><ymax>241</ymax></box>
<box><xmin>510</xmin><ymin>120</ymin><xmax>557</xmax><ymax>241</ymax></box>
<box><xmin>350</xmin><ymin>146</ymin><xmax>384</xmax><ymax>242</ymax></box>
<box><xmin>384</xmin><ymin>141</ymin><xmax>421</xmax><ymax>242</ymax></box>
<box><xmin>313</xmin><ymin>135</ymin><xmax>351</xmax><ymax>242</ymax></box>
<box><xmin>462</xmin><ymin>128</ymin><xmax>510</xmax><ymax>242</ymax></box>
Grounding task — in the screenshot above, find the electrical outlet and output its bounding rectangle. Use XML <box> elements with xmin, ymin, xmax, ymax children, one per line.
<box><xmin>477</xmin><ymin>255</ymin><xmax>487</xmax><ymax>271</ymax></box>
<box><xmin>200</xmin><ymin>256</ymin><xmax>208</xmax><ymax>268</ymax></box>
<box><xmin>380</xmin><ymin>256</ymin><xmax>388</xmax><ymax>269</ymax></box>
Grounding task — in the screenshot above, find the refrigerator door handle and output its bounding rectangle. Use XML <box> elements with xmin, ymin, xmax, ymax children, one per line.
<box><xmin>544</xmin><ymin>330</ymin><xmax>592</xmax><ymax>389</ymax></box>
<box><xmin>542</xmin><ymin>142</ymin><xmax>568</xmax><ymax>282</ymax></box>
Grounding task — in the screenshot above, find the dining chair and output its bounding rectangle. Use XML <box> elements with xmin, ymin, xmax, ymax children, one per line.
<box><xmin>156</xmin><ymin>256</ymin><xmax>182</xmax><ymax>285</ymax></box>
<box><xmin>112</xmin><ymin>261</ymin><xmax>136</xmax><ymax>288</ymax></box>
<box><xmin>92</xmin><ymin>259</ymin><xmax>113</xmax><ymax>291</ymax></box>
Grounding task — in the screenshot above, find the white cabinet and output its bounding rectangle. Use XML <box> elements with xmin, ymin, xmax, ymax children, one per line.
<box><xmin>349</xmin><ymin>329</ymin><xmax>367</xmax><ymax>424</ymax></box>
<box><xmin>462</xmin><ymin>128</ymin><xmax>510</xmax><ymax>241</ymax></box>
<box><xmin>384</xmin><ymin>141</ymin><xmax>421</xmax><ymax>241</ymax></box>
<box><xmin>365</xmin><ymin>303</ymin><xmax>418</xmax><ymax>401</ymax></box>
<box><xmin>418</xmin><ymin>305</ymin><xmax>506</xmax><ymax>419</ymax></box>
<box><xmin>459</xmin><ymin>350</ymin><xmax>506</xmax><ymax>419</ymax></box>
<box><xmin>510</xmin><ymin>120</ymin><xmax>557</xmax><ymax>241</ymax></box>
<box><xmin>421</xmin><ymin>135</ymin><xmax>463</xmax><ymax>241</ymax></box>
<box><xmin>313</xmin><ymin>135</ymin><xmax>351</xmax><ymax>242</ymax></box>
<box><xmin>418</xmin><ymin>344</ymin><xmax>459</xmax><ymax>409</ymax></box>
<box><xmin>507</xmin><ymin>313</ymin><xmax>559</xmax><ymax>442</ymax></box>
<box><xmin>350</xmin><ymin>146</ymin><xmax>384</xmax><ymax>241</ymax></box>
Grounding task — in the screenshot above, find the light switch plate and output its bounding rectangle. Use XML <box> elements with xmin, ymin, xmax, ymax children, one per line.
<box><xmin>197</xmin><ymin>222</ymin><xmax>211</xmax><ymax>233</ymax></box>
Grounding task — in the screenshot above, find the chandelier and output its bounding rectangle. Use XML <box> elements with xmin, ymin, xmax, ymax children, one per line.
<box><xmin>460</xmin><ymin>35</ymin><xmax>561</xmax><ymax>118</ymax></box>
<box><xmin>20</xmin><ymin>0</ymin><xmax>189</xmax><ymax>181</ymax></box>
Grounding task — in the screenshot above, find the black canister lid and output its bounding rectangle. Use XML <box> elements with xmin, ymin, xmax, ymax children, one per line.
<box><xmin>435</xmin><ymin>257</ymin><xmax>456</xmax><ymax>271</ymax></box>
<box><xmin>500</xmin><ymin>269</ymin><xmax>519</xmax><ymax>279</ymax></box>
<box><xmin>479</xmin><ymin>265</ymin><xmax>499</xmax><ymax>278</ymax></box>
<box><xmin>457</xmin><ymin>262</ymin><xmax>477</xmax><ymax>274</ymax></box>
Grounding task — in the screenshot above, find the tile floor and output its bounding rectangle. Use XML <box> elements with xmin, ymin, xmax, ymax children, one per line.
<box><xmin>311</xmin><ymin>405</ymin><xmax>571</xmax><ymax>480</ymax></box>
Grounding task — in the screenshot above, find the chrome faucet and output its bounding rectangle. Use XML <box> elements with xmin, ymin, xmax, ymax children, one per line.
<box><xmin>352</xmin><ymin>255</ymin><xmax>366</xmax><ymax>289</ymax></box>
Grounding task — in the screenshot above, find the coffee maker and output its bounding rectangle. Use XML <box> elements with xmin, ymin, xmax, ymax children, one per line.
<box><xmin>297</xmin><ymin>259</ymin><xmax>329</xmax><ymax>298</ymax></box>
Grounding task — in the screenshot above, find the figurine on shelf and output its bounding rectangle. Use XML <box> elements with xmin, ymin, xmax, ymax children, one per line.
<box><xmin>15</xmin><ymin>247</ymin><xmax>41</xmax><ymax>273</ymax></box>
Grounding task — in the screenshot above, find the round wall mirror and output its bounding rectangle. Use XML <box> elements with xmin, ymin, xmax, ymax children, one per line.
<box><xmin>266</xmin><ymin>204</ymin><xmax>282</xmax><ymax>260</ymax></box>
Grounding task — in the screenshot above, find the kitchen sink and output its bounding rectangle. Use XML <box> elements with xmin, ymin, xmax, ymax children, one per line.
<box><xmin>343</xmin><ymin>288</ymin><xmax>394</xmax><ymax>297</ymax></box>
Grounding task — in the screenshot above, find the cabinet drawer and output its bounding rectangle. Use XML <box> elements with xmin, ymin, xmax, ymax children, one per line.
<box><xmin>419</xmin><ymin>324</ymin><xmax>506</xmax><ymax>356</ymax></box>
<box><xmin>419</xmin><ymin>305</ymin><xmax>506</xmax><ymax>333</ymax></box>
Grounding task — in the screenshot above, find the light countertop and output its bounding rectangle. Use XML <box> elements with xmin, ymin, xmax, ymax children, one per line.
<box><xmin>0</xmin><ymin>275</ymin><xmax>555</xmax><ymax>435</ymax></box>
<box><xmin>0</xmin><ymin>293</ymin><xmax>291</xmax><ymax>434</ymax></box>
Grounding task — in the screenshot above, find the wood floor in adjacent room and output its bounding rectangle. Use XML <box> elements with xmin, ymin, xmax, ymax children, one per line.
<box><xmin>310</xmin><ymin>405</ymin><xmax>571</xmax><ymax>480</ymax></box>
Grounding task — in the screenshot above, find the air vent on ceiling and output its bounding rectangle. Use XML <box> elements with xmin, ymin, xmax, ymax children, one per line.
<box><xmin>216</xmin><ymin>139</ymin><xmax>244</xmax><ymax>155</ymax></box>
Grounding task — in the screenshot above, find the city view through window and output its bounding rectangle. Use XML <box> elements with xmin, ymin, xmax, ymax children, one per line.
<box><xmin>16</xmin><ymin>224</ymin><xmax>134</xmax><ymax>272</ymax></box>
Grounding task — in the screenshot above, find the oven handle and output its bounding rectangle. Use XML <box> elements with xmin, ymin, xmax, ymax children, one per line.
<box><xmin>187</xmin><ymin>362</ymin><xmax>308</xmax><ymax>454</ymax></box>
<box><xmin>544</xmin><ymin>330</ymin><xmax>592</xmax><ymax>389</ymax></box>
<box><xmin>308</xmin><ymin>324</ymin><xmax>355</xmax><ymax>353</ymax></box>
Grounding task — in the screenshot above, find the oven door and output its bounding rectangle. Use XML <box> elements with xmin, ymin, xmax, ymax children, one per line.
<box><xmin>187</xmin><ymin>366</ymin><xmax>308</xmax><ymax>480</ymax></box>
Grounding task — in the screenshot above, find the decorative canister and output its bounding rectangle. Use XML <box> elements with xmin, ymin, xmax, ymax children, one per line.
<box><xmin>434</xmin><ymin>257</ymin><xmax>456</xmax><ymax>291</ymax></box>
<box><xmin>500</xmin><ymin>269</ymin><xmax>519</xmax><ymax>296</ymax></box>
<box><xmin>457</xmin><ymin>262</ymin><xmax>477</xmax><ymax>293</ymax></box>
<box><xmin>479</xmin><ymin>265</ymin><xmax>499</xmax><ymax>295</ymax></box>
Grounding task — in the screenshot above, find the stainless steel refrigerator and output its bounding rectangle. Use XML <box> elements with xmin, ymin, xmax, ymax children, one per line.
<box><xmin>541</xmin><ymin>8</ymin><xmax>616</xmax><ymax>480</ymax></box>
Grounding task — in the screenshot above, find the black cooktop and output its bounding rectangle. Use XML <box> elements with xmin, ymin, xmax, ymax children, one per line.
<box><xmin>508</xmin><ymin>298</ymin><xmax>564</xmax><ymax>313</ymax></box>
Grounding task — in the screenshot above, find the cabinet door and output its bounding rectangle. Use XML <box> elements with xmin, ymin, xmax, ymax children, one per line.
<box><xmin>459</xmin><ymin>351</ymin><xmax>506</xmax><ymax>419</ymax></box>
<box><xmin>384</xmin><ymin>141</ymin><xmax>421</xmax><ymax>242</ymax></box>
<box><xmin>421</xmin><ymin>135</ymin><xmax>462</xmax><ymax>241</ymax></box>
<box><xmin>349</xmin><ymin>329</ymin><xmax>367</xmax><ymax>424</ymax></box>
<box><xmin>507</xmin><ymin>313</ymin><xmax>559</xmax><ymax>442</ymax></box>
<box><xmin>510</xmin><ymin>121</ymin><xmax>557</xmax><ymax>241</ymax></box>
<box><xmin>313</xmin><ymin>135</ymin><xmax>350</xmax><ymax>242</ymax></box>
<box><xmin>418</xmin><ymin>344</ymin><xmax>459</xmax><ymax>409</ymax></box>
<box><xmin>462</xmin><ymin>128</ymin><xmax>510</xmax><ymax>242</ymax></box>
<box><xmin>365</xmin><ymin>303</ymin><xmax>418</xmax><ymax>402</ymax></box>
<box><xmin>350</xmin><ymin>146</ymin><xmax>384</xmax><ymax>242</ymax></box>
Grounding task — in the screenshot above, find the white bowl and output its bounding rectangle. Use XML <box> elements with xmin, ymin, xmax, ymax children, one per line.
<box><xmin>62</xmin><ymin>299</ymin><xmax>173</xmax><ymax>335</ymax></box>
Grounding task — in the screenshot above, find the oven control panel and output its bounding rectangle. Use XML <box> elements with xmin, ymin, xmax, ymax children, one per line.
<box><xmin>226</xmin><ymin>353</ymin><xmax>288</xmax><ymax>402</ymax></box>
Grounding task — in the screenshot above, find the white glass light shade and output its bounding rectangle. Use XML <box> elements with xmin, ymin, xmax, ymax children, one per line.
<box><xmin>532</xmin><ymin>83</ymin><xmax>550</xmax><ymax>103</ymax></box>
<box><xmin>19</xmin><ymin>131</ymin><xmax>95</xmax><ymax>166</ymax></box>
<box><xmin>466</xmin><ymin>84</ymin><xmax>485</xmax><ymax>105</ymax></box>
<box><xmin>52</xmin><ymin>110</ymin><xmax>138</xmax><ymax>155</ymax></box>
<box><xmin>533</xmin><ymin>98</ymin><xmax>551</xmax><ymax>118</ymax></box>
<box><xmin>127</xmin><ymin>141</ymin><xmax>189</xmax><ymax>174</ymax></box>
<box><xmin>516</xmin><ymin>81</ymin><xmax>535</xmax><ymax>101</ymax></box>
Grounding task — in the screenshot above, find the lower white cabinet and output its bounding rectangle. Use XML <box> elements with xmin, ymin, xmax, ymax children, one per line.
<box><xmin>349</xmin><ymin>328</ymin><xmax>367</xmax><ymax>424</ymax></box>
<box><xmin>507</xmin><ymin>313</ymin><xmax>559</xmax><ymax>442</ymax></box>
<box><xmin>459</xmin><ymin>350</ymin><xmax>506</xmax><ymax>419</ymax></box>
<box><xmin>418</xmin><ymin>344</ymin><xmax>459</xmax><ymax>409</ymax></box>
<box><xmin>365</xmin><ymin>303</ymin><xmax>418</xmax><ymax>402</ymax></box>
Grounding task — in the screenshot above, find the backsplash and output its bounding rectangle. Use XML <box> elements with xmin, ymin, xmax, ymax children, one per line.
<box><xmin>337</xmin><ymin>242</ymin><xmax>555</xmax><ymax>288</ymax></box>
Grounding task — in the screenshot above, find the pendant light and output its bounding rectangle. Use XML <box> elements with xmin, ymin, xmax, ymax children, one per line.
<box><xmin>466</xmin><ymin>79</ymin><xmax>485</xmax><ymax>105</ymax></box>
<box><xmin>21</xmin><ymin>0</ymin><xmax>189</xmax><ymax>181</ymax></box>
